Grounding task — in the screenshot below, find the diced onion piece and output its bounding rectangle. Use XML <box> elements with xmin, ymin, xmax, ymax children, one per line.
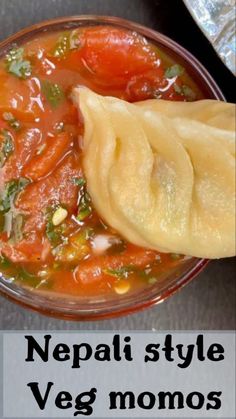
<box><xmin>91</xmin><ymin>235</ymin><xmax>113</xmax><ymax>255</ymax></box>
<box><xmin>114</xmin><ymin>280</ymin><xmax>131</xmax><ymax>295</ymax></box>
<box><xmin>52</xmin><ymin>207</ymin><xmax>68</xmax><ymax>226</ymax></box>
<box><xmin>37</xmin><ymin>269</ymin><xmax>50</xmax><ymax>278</ymax></box>
<box><xmin>4</xmin><ymin>211</ymin><xmax>13</xmax><ymax>238</ymax></box>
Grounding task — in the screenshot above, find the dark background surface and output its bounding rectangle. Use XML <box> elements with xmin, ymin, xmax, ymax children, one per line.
<box><xmin>0</xmin><ymin>0</ymin><xmax>235</xmax><ymax>330</ymax></box>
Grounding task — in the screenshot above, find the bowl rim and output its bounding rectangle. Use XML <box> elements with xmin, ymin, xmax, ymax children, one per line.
<box><xmin>0</xmin><ymin>15</ymin><xmax>222</xmax><ymax>321</ymax></box>
<box><xmin>0</xmin><ymin>15</ymin><xmax>226</xmax><ymax>101</ymax></box>
<box><xmin>1</xmin><ymin>259</ymin><xmax>209</xmax><ymax>321</ymax></box>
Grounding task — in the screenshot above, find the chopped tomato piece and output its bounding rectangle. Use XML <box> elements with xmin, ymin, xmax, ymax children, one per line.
<box><xmin>0</xmin><ymin>71</ymin><xmax>44</xmax><ymax>121</ymax></box>
<box><xmin>2</xmin><ymin>128</ymin><xmax>42</xmax><ymax>182</ymax></box>
<box><xmin>126</xmin><ymin>69</ymin><xmax>167</xmax><ymax>101</ymax></box>
<box><xmin>75</xmin><ymin>244</ymin><xmax>159</xmax><ymax>285</ymax></box>
<box><xmin>1</xmin><ymin>154</ymin><xmax>82</xmax><ymax>264</ymax></box>
<box><xmin>66</xmin><ymin>27</ymin><xmax>162</xmax><ymax>87</ymax></box>
<box><xmin>23</xmin><ymin>132</ymin><xmax>73</xmax><ymax>181</ymax></box>
<box><xmin>1</xmin><ymin>234</ymin><xmax>51</xmax><ymax>263</ymax></box>
<box><xmin>17</xmin><ymin>152</ymin><xmax>82</xmax><ymax>229</ymax></box>
<box><xmin>81</xmin><ymin>27</ymin><xmax>160</xmax><ymax>77</ymax></box>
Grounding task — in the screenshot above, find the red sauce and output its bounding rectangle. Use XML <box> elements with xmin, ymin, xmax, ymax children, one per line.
<box><xmin>0</xmin><ymin>26</ymin><xmax>202</xmax><ymax>297</ymax></box>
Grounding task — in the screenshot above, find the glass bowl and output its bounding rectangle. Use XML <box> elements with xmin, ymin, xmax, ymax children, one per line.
<box><xmin>0</xmin><ymin>16</ymin><xmax>223</xmax><ymax>320</ymax></box>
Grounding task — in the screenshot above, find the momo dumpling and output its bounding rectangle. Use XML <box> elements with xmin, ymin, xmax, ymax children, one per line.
<box><xmin>137</xmin><ymin>99</ymin><xmax>236</xmax><ymax>132</ymax></box>
<box><xmin>108</xmin><ymin>104</ymin><xmax>235</xmax><ymax>258</ymax></box>
<box><xmin>72</xmin><ymin>87</ymin><xmax>152</xmax><ymax>248</ymax></box>
<box><xmin>73</xmin><ymin>87</ymin><xmax>236</xmax><ymax>259</ymax></box>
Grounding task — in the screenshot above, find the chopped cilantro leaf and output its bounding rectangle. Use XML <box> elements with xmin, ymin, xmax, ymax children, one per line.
<box><xmin>164</xmin><ymin>64</ymin><xmax>184</xmax><ymax>79</ymax></box>
<box><xmin>173</xmin><ymin>84</ymin><xmax>196</xmax><ymax>101</ymax></box>
<box><xmin>0</xmin><ymin>255</ymin><xmax>12</xmax><ymax>269</ymax></box>
<box><xmin>103</xmin><ymin>266</ymin><xmax>134</xmax><ymax>278</ymax></box>
<box><xmin>0</xmin><ymin>129</ymin><xmax>14</xmax><ymax>167</ymax></box>
<box><xmin>0</xmin><ymin>212</ymin><xmax>4</xmax><ymax>232</ymax></box>
<box><xmin>182</xmin><ymin>85</ymin><xmax>196</xmax><ymax>101</ymax></box>
<box><xmin>0</xmin><ymin>178</ymin><xmax>29</xmax><ymax>242</ymax></box>
<box><xmin>46</xmin><ymin>224</ymin><xmax>62</xmax><ymax>246</ymax></box>
<box><xmin>173</xmin><ymin>84</ymin><xmax>182</xmax><ymax>94</ymax></box>
<box><xmin>17</xmin><ymin>267</ymin><xmax>41</xmax><ymax>288</ymax></box>
<box><xmin>72</xmin><ymin>177</ymin><xmax>86</xmax><ymax>186</ymax></box>
<box><xmin>5</xmin><ymin>47</ymin><xmax>32</xmax><ymax>79</ymax></box>
<box><xmin>52</xmin><ymin>30</ymin><xmax>80</xmax><ymax>58</ymax></box>
<box><xmin>77</xmin><ymin>206</ymin><xmax>92</xmax><ymax>222</ymax></box>
<box><xmin>77</xmin><ymin>189</ymin><xmax>93</xmax><ymax>222</ymax></box>
<box><xmin>41</xmin><ymin>80</ymin><xmax>65</xmax><ymax>108</ymax></box>
<box><xmin>0</xmin><ymin>178</ymin><xmax>30</xmax><ymax>213</ymax></box>
<box><xmin>53</xmin><ymin>32</ymin><xmax>70</xmax><ymax>58</ymax></box>
<box><xmin>45</xmin><ymin>205</ymin><xmax>64</xmax><ymax>247</ymax></box>
<box><xmin>6</xmin><ymin>47</ymin><xmax>23</xmax><ymax>61</ymax></box>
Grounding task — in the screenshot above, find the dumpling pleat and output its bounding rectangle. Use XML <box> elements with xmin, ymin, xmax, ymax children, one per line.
<box><xmin>73</xmin><ymin>87</ymin><xmax>236</xmax><ymax>259</ymax></box>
